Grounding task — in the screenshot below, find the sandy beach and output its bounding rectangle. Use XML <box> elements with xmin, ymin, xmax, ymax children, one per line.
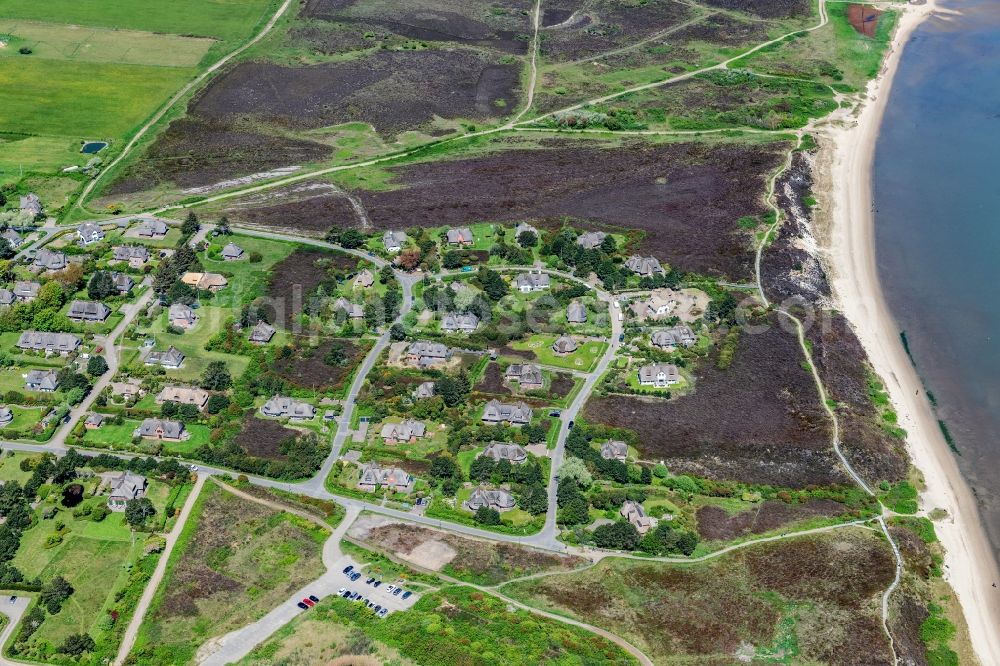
<box><xmin>819</xmin><ymin>0</ymin><xmax>1000</xmax><ymax>662</ymax></box>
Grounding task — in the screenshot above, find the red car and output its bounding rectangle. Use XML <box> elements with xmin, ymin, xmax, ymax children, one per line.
<box><xmin>302</xmin><ymin>598</ymin><xmax>315</xmax><ymax>607</ymax></box>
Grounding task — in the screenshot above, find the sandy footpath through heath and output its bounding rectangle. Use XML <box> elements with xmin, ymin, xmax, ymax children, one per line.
<box><xmin>819</xmin><ymin>0</ymin><xmax>1000</xmax><ymax>662</ymax></box>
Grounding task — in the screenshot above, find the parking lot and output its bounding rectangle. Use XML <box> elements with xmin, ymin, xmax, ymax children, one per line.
<box><xmin>332</xmin><ymin>563</ymin><xmax>421</xmax><ymax>616</ymax></box>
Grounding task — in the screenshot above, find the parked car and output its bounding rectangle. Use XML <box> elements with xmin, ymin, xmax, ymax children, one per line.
<box><xmin>343</xmin><ymin>565</ymin><xmax>354</xmax><ymax>574</ymax></box>
<box><xmin>309</xmin><ymin>595</ymin><xmax>320</xmax><ymax>603</ymax></box>
<box><xmin>366</xmin><ymin>577</ymin><xmax>375</xmax><ymax>584</ymax></box>
<box><xmin>350</xmin><ymin>572</ymin><xmax>361</xmax><ymax>581</ymax></box>
<box><xmin>338</xmin><ymin>587</ymin><xmax>346</xmax><ymax>595</ymax></box>
<box><xmin>379</xmin><ymin>608</ymin><xmax>389</xmax><ymax>617</ymax></box>
<box><xmin>386</xmin><ymin>585</ymin><xmax>396</xmax><ymax>592</ymax></box>
<box><xmin>568</xmin><ymin>421</ymin><xmax>575</xmax><ymax>429</ymax></box>
<box><xmin>8</xmin><ymin>596</ymin><xmax>16</xmax><ymax>604</ymax></box>
<box><xmin>374</xmin><ymin>605</ymin><xmax>382</xmax><ymax>613</ymax></box>
<box><xmin>341</xmin><ymin>591</ymin><xmax>351</xmax><ymax>598</ymax></box>
<box><xmin>297</xmin><ymin>601</ymin><xmax>309</xmax><ymax>610</ymax></box>
<box><xmin>402</xmin><ymin>591</ymin><xmax>412</xmax><ymax>599</ymax></box>
<box><xmin>302</xmin><ymin>598</ymin><xmax>315</xmax><ymax>607</ymax></box>
<box><xmin>618</xmin><ymin>333</ymin><xmax>624</xmax><ymax>342</ymax></box>
<box><xmin>392</xmin><ymin>588</ymin><xmax>402</xmax><ymax>596</ymax></box>
<box><xmin>372</xmin><ymin>580</ymin><xmax>382</xmax><ymax>588</ymax></box>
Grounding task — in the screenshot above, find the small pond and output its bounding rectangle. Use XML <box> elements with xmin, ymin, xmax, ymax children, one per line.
<box><xmin>80</xmin><ymin>141</ymin><xmax>108</xmax><ymax>154</ymax></box>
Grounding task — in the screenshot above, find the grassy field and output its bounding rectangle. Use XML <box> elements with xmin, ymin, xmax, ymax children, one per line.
<box><xmin>0</xmin><ymin>58</ymin><xmax>195</xmax><ymax>137</ymax></box>
<box><xmin>139</xmin><ymin>305</ymin><xmax>249</xmax><ymax>382</ymax></box>
<box><xmin>240</xmin><ymin>586</ymin><xmax>636</xmax><ymax>665</ymax></box>
<box><xmin>0</xmin><ymin>0</ymin><xmax>277</xmax><ymax>44</ymax></box>
<box><xmin>0</xmin><ymin>20</ymin><xmax>215</xmax><ymax>67</ymax></box>
<box><xmin>0</xmin><ymin>451</ymin><xmax>37</xmax><ymax>483</ymax></box>
<box><xmin>82</xmin><ymin>419</ymin><xmax>211</xmax><ymax>455</ymax></box>
<box><xmin>129</xmin><ymin>481</ymin><xmax>328</xmax><ymax>666</ymax></box>
<box><xmin>508</xmin><ymin>335</ymin><xmax>608</xmax><ymax>372</ymax></box>
<box><xmin>199</xmin><ymin>234</ymin><xmax>295</xmax><ymax>307</ymax></box>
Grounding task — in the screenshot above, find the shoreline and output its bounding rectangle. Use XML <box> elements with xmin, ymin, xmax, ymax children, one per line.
<box><xmin>819</xmin><ymin>0</ymin><xmax>1000</xmax><ymax>663</ymax></box>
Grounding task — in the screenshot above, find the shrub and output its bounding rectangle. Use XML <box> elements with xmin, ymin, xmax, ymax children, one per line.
<box><xmin>592</xmin><ymin>521</ymin><xmax>640</xmax><ymax>550</ymax></box>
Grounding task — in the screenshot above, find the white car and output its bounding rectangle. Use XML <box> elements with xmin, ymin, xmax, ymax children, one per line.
<box><xmin>386</xmin><ymin>584</ymin><xmax>396</xmax><ymax>592</ymax></box>
<box><xmin>338</xmin><ymin>587</ymin><xmax>346</xmax><ymax>595</ymax></box>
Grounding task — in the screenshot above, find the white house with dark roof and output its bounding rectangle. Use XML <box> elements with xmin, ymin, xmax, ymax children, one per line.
<box><xmin>113</xmin><ymin>245</ymin><xmax>150</xmax><ymax>267</ymax></box>
<box><xmin>107</xmin><ymin>471</ymin><xmax>147</xmax><ymax>511</ymax></box>
<box><xmin>383</xmin><ymin>230</ymin><xmax>407</xmax><ymax>253</ymax></box>
<box><xmin>248</xmin><ymin>321</ymin><xmax>275</xmax><ymax>344</ymax></box>
<box><xmin>357</xmin><ymin>463</ymin><xmax>414</xmax><ymax>494</ymax></box>
<box><xmin>441</xmin><ymin>312</ymin><xmax>480</xmax><ymax>333</ymax></box>
<box><xmin>156</xmin><ymin>385</ymin><xmax>209</xmax><ymax>409</ymax></box>
<box><xmin>625</xmin><ymin>255</ymin><xmax>665</xmax><ymax>277</ymax></box>
<box><xmin>25</xmin><ymin>369</ymin><xmax>59</xmax><ymax>392</ymax></box>
<box><xmin>513</xmin><ymin>271</ymin><xmax>550</xmax><ymax>293</ymax></box>
<box><xmin>1</xmin><ymin>229</ymin><xmax>24</xmax><ymax>249</ymax></box>
<box><xmin>413</xmin><ymin>381</ymin><xmax>435</xmax><ymax>399</ymax></box>
<box><xmin>67</xmin><ymin>300</ymin><xmax>111</xmax><ymax>323</ymax></box>
<box><xmin>135</xmin><ymin>419</ymin><xmax>186</xmax><ymax>441</ymax></box>
<box><xmin>221</xmin><ymin>242</ymin><xmax>245</xmax><ymax>261</ymax></box>
<box><xmin>145</xmin><ymin>346</ymin><xmax>185</xmax><ymax>369</ymax></box>
<box><xmin>600</xmin><ymin>440</ymin><xmax>629</xmax><ymax>461</ymax></box>
<box><xmin>482</xmin><ymin>399</ymin><xmax>532</xmax><ymax>425</ymax></box>
<box><xmin>20</xmin><ymin>193</ymin><xmax>42</xmax><ymax>218</ymax></box>
<box><xmin>332</xmin><ymin>297</ymin><xmax>364</xmax><ymax>319</ymax></box>
<box><xmin>446</xmin><ymin>227</ymin><xmax>474</xmax><ymax>246</ymax></box>
<box><xmin>651</xmin><ymin>325</ymin><xmax>696</xmax><ymax>350</ymax></box>
<box><xmin>17</xmin><ymin>331</ymin><xmax>80</xmax><ymax>354</ymax></box>
<box><xmin>621</xmin><ymin>500</ymin><xmax>657</xmax><ymax>535</ymax></box>
<box><xmin>261</xmin><ymin>396</ymin><xmax>317</xmax><ymax>420</ymax></box>
<box><xmin>111</xmin><ymin>272</ymin><xmax>135</xmax><ymax>295</ymax></box>
<box><xmin>12</xmin><ymin>281</ymin><xmax>40</xmax><ymax>302</ymax></box>
<box><xmin>505</xmin><ymin>363</ymin><xmax>543</xmax><ymax>389</ymax></box>
<box><xmin>77</xmin><ymin>223</ymin><xmax>105</xmax><ymax>246</ymax></box>
<box><xmin>136</xmin><ymin>219</ymin><xmax>168</xmax><ymax>238</ymax></box>
<box><xmin>637</xmin><ymin>363</ymin><xmax>680</xmax><ymax>387</ymax></box>
<box><xmin>515</xmin><ymin>222</ymin><xmax>538</xmax><ymax>238</ymax></box>
<box><xmin>353</xmin><ymin>268</ymin><xmax>375</xmax><ymax>288</ymax></box>
<box><xmin>551</xmin><ymin>335</ymin><xmax>578</xmax><ymax>355</ymax></box>
<box><xmin>480</xmin><ymin>441</ymin><xmax>527</xmax><ymax>464</ymax></box>
<box><xmin>379</xmin><ymin>419</ymin><xmax>426</xmax><ymax>444</ymax></box>
<box><xmin>168</xmin><ymin>303</ymin><xmax>198</xmax><ymax>330</ymax></box>
<box><xmin>576</xmin><ymin>231</ymin><xmax>606</xmax><ymax>249</ymax></box>
<box><xmin>34</xmin><ymin>249</ymin><xmax>66</xmax><ymax>271</ymax></box>
<box><xmin>465</xmin><ymin>487</ymin><xmax>516</xmax><ymax>512</ymax></box>
<box><xmin>566</xmin><ymin>301</ymin><xmax>587</xmax><ymax>323</ymax></box>
<box><xmin>405</xmin><ymin>341</ymin><xmax>451</xmax><ymax>368</ymax></box>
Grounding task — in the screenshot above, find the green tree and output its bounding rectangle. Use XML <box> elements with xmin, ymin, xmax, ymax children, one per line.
<box><xmin>430</xmin><ymin>456</ymin><xmax>460</xmax><ymax>480</ymax></box>
<box><xmin>324</xmin><ymin>343</ymin><xmax>347</xmax><ymax>367</ymax></box>
<box><xmin>86</xmin><ymin>355</ymin><xmax>108</xmax><ymax>376</ymax></box>
<box><xmin>124</xmin><ymin>497</ymin><xmax>156</xmax><ymax>528</ymax></box>
<box><xmin>389</xmin><ymin>323</ymin><xmax>406</xmax><ymax>341</ymax></box>
<box><xmin>433</xmin><ymin>374</ymin><xmax>468</xmax><ymax>408</ymax></box>
<box><xmin>40</xmin><ymin>575</ymin><xmax>74</xmax><ymax>613</ymax></box>
<box><xmin>58</xmin><ymin>633</ymin><xmax>95</xmax><ymax>656</ymax></box>
<box><xmin>517</xmin><ymin>230</ymin><xmax>537</xmax><ymax>248</ymax></box>
<box><xmin>36</xmin><ymin>281</ymin><xmax>64</xmax><ymax>311</ymax></box>
<box><xmin>87</xmin><ymin>270</ymin><xmax>115</xmax><ymax>299</ymax></box>
<box><xmin>216</xmin><ymin>216</ymin><xmax>232</xmax><ymax>235</ymax></box>
<box><xmin>206</xmin><ymin>394</ymin><xmax>230</xmax><ymax>414</ymax></box>
<box><xmin>442</xmin><ymin>250</ymin><xmax>463</xmax><ymax>269</ymax></box>
<box><xmin>0</xmin><ymin>238</ymin><xmax>13</xmax><ymax>260</ymax></box>
<box><xmin>181</xmin><ymin>212</ymin><xmax>199</xmax><ymax>237</ymax></box>
<box><xmin>200</xmin><ymin>361</ymin><xmax>232</xmax><ymax>391</ymax></box>
<box><xmin>600</xmin><ymin>234</ymin><xmax>617</xmax><ymax>253</ymax></box>
<box><xmin>336</xmin><ymin>229</ymin><xmax>366</xmax><ymax>249</ymax></box>
<box><xmin>469</xmin><ymin>455</ymin><xmax>494</xmax><ymax>482</ymax></box>
<box><xmin>474</xmin><ymin>506</ymin><xmax>501</xmax><ymax>525</ymax></box>
<box><xmin>477</xmin><ymin>268</ymin><xmax>508</xmax><ymax>301</ymax></box>
<box><xmin>593</xmin><ymin>521</ymin><xmax>640</xmax><ymax>550</ymax></box>
<box><xmin>559</xmin><ymin>456</ymin><xmax>592</xmax><ymax>488</ymax></box>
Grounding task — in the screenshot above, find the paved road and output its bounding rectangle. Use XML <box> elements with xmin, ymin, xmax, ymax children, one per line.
<box><xmin>113</xmin><ymin>474</ymin><xmax>206</xmax><ymax>666</ymax></box>
<box><xmin>50</xmin><ymin>278</ymin><xmax>156</xmax><ymax>448</ymax></box>
<box><xmin>0</xmin><ymin>596</ymin><xmax>30</xmax><ymax>666</ymax></box>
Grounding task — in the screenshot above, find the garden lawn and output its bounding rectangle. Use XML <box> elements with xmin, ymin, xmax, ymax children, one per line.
<box><xmin>0</xmin><ymin>406</ymin><xmax>51</xmax><ymax>432</ymax></box>
<box><xmin>508</xmin><ymin>335</ymin><xmax>608</xmax><ymax>372</ymax></box>
<box><xmin>0</xmin><ymin>452</ymin><xmax>36</xmax><ymax>483</ymax></box>
<box><xmin>31</xmin><ymin>536</ymin><xmax>139</xmax><ymax>648</ymax></box>
<box><xmin>0</xmin><ymin>58</ymin><xmax>195</xmax><ymax>138</ymax></box>
<box><xmin>82</xmin><ymin>419</ymin><xmax>211</xmax><ymax>455</ymax></box>
<box><xmin>142</xmin><ymin>305</ymin><xmax>248</xmax><ymax>382</ymax></box>
<box><xmin>199</xmin><ymin>234</ymin><xmax>295</xmax><ymax>307</ymax></box>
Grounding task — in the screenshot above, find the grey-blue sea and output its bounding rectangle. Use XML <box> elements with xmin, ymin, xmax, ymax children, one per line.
<box><xmin>874</xmin><ymin>0</ymin><xmax>1000</xmax><ymax>559</ymax></box>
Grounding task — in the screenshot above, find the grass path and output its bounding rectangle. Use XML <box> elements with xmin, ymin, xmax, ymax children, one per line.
<box><xmin>112</xmin><ymin>474</ymin><xmax>206</xmax><ymax>666</ymax></box>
